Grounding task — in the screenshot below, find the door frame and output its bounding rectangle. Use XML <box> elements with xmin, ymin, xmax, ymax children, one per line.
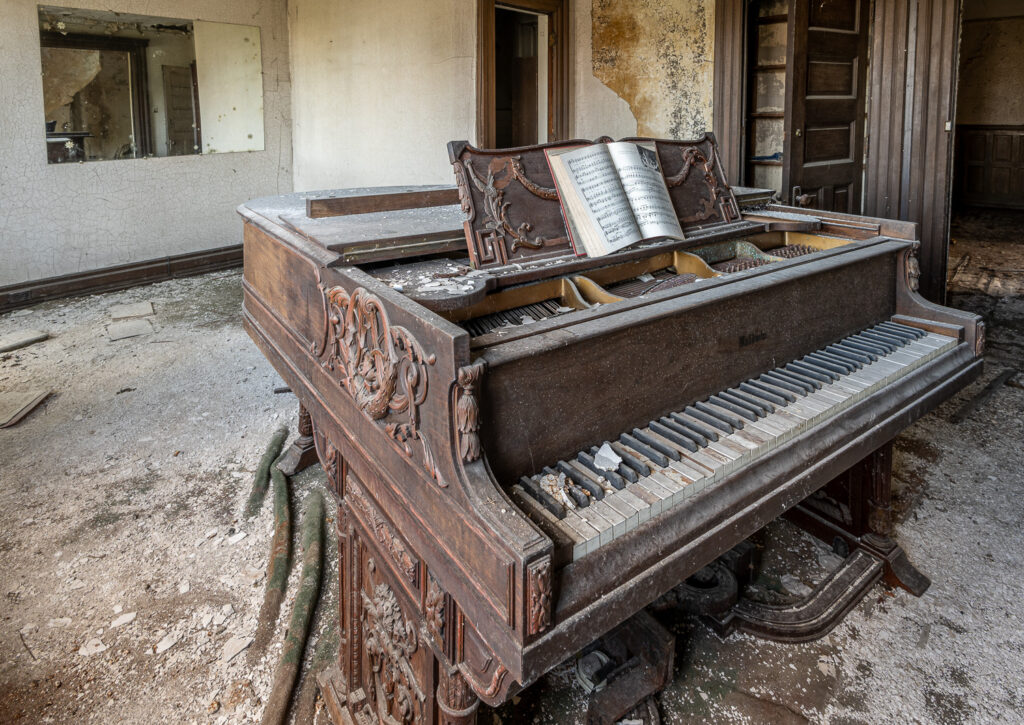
<box><xmin>476</xmin><ymin>0</ymin><xmax>571</xmax><ymax>148</ymax></box>
<box><xmin>713</xmin><ymin>0</ymin><xmax>964</xmax><ymax>303</ymax></box>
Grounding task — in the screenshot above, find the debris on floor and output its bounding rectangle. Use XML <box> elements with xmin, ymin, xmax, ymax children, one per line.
<box><xmin>0</xmin><ymin>328</ymin><xmax>48</xmax><ymax>353</ymax></box>
<box><xmin>108</xmin><ymin>301</ymin><xmax>155</xmax><ymax>320</ymax></box>
<box><xmin>0</xmin><ymin>389</ymin><xmax>50</xmax><ymax>427</ymax></box>
<box><xmin>106</xmin><ymin>317</ymin><xmax>154</xmax><ymax>340</ymax></box>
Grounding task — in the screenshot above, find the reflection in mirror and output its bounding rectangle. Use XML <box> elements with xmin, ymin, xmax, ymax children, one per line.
<box><xmin>38</xmin><ymin>6</ymin><xmax>265</xmax><ymax>163</ymax></box>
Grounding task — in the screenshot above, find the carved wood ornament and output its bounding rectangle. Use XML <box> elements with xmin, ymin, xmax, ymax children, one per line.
<box><xmin>454</xmin><ymin>360</ymin><xmax>486</xmax><ymax>464</ymax></box>
<box><xmin>361</xmin><ymin>558</ymin><xmax>426</xmax><ymax>724</ymax></box>
<box><xmin>904</xmin><ymin>241</ymin><xmax>922</xmax><ymax>292</ymax></box>
<box><xmin>313</xmin><ymin>428</ymin><xmax>344</xmax><ymax>497</ymax></box>
<box><xmin>459</xmin><ymin>156</ymin><xmax>557</xmax><ymax>263</ymax></box>
<box><xmin>314</xmin><ymin>279</ymin><xmax>444</xmax><ymax>486</ymax></box>
<box><xmin>349</xmin><ymin>481</ymin><xmax>420</xmax><ymax>589</ymax></box>
<box><xmin>527</xmin><ymin>558</ymin><xmax>552</xmax><ymax>636</ymax></box>
<box><xmin>665</xmin><ymin>145</ymin><xmax>736</xmax><ymax>224</ymax></box>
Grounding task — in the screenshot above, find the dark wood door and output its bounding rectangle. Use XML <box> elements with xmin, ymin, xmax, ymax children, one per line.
<box><xmin>782</xmin><ymin>0</ymin><xmax>870</xmax><ymax>212</ymax></box>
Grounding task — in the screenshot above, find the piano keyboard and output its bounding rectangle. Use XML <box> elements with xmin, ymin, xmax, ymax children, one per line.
<box><xmin>512</xmin><ymin>320</ymin><xmax>957</xmax><ymax>561</ymax></box>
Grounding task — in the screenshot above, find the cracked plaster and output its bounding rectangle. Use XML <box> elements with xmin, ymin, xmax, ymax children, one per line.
<box><xmin>0</xmin><ymin>0</ymin><xmax>292</xmax><ymax>288</ymax></box>
<box><xmin>591</xmin><ymin>0</ymin><xmax>714</xmax><ymax>140</ymax></box>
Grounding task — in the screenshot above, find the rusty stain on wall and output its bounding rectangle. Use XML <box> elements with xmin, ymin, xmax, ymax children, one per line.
<box><xmin>591</xmin><ymin>0</ymin><xmax>714</xmax><ymax>139</ymax></box>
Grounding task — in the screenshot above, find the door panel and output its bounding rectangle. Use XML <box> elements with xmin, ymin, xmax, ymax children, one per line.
<box><xmin>783</xmin><ymin>0</ymin><xmax>870</xmax><ymax>212</ymax></box>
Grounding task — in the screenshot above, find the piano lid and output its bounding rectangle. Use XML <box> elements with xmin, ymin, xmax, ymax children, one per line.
<box><xmin>448</xmin><ymin>133</ymin><xmax>747</xmax><ymax>271</ymax></box>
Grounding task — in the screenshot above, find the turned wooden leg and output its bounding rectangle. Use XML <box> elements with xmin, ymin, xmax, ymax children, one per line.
<box><xmin>277</xmin><ymin>403</ymin><xmax>319</xmax><ymax>476</ymax></box>
<box><xmin>437</xmin><ymin>668</ymin><xmax>479</xmax><ymax>725</ymax></box>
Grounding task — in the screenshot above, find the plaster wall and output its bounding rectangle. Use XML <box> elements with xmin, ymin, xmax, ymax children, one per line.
<box><xmin>288</xmin><ymin>0</ymin><xmax>477</xmax><ymax>191</ymax></box>
<box><xmin>288</xmin><ymin>0</ymin><xmax>716</xmax><ymax>190</ymax></box>
<box><xmin>957</xmin><ymin>17</ymin><xmax>1024</xmax><ymax>126</ymax></box>
<box><xmin>0</xmin><ymin>0</ymin><xmax>291</xmax><ymax>287</ymax></box>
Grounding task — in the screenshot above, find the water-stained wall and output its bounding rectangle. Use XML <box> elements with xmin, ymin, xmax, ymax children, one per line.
<box><xmin>590</xmin><ymin>0</ymin><xmax>714</xmax><ymax>140</ymax></box>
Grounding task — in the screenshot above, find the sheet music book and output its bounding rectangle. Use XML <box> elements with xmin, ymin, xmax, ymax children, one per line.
<box><xmin>546</xmin><ymin>141</ymin><xmax>684</xmax><ymax>257</ymax></box>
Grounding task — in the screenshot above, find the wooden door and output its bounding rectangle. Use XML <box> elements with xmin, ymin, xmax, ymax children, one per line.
<box><xmin>162</xmin><ymin>65</ymin><xmax>198</xmax><ymax>156</ymax></box>
<box><xmin>782</xmin><ymin>0</ymin><xmax>870</xmax><ymax>211</ymax></box>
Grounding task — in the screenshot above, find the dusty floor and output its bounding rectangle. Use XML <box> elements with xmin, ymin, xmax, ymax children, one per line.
<box><xmin>0</xmin><ymin>217</ymin><xmax>1022</xmax><ymax>723</ymax></box>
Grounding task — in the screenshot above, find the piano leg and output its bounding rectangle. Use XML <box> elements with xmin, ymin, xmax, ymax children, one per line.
<box><xmin>437</xmin><ymin>667</ymin><xmax>479</xmax><ymax>725</ymax></box>
<box><xmin>786</xmin><ymin>442</ymin><xmax>931</xmax><ymax>596</ymax></box>
<box><xmin>276</xmin><ymin>403</ymin><xmax>320</xmax><ymax>476</ymax></box>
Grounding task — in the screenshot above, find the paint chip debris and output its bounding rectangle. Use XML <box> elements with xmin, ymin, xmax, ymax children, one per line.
<box><xmin>221</xmin><ymin>636</ymin><xmax>253</xmax><ymax>663</ymax></box>
<box><xmin>111</xmin><ymin>612</ymin><xmax>136</xmax><ymax>628</ymax></box>
<box><xmin>78</xmin><ymin>638</ymin><xmax>107</xmax><ymax>656</ymax></box>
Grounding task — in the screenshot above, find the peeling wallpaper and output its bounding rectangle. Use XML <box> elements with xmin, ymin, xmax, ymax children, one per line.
<box><xmin>0</xmin><ymin>0</ymin><xmax>292</xmax><ymax>287</ymax></box>
<box><xmin>591</xmin><ymin>0</ymin><xmax>714</xmax><ymax>140</ymax></box>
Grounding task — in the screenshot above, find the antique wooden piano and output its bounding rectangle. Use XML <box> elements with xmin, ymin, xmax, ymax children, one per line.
<box><xmin>239</xmin><ymin>134</ymin><xmax>984</xmax><ymax>724</ymax></box>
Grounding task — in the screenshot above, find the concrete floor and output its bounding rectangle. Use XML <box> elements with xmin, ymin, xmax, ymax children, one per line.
<box><xmin>0</xmin><ymin>221</ymin><xmax>1022</xmax><ymax>723</ymax></box>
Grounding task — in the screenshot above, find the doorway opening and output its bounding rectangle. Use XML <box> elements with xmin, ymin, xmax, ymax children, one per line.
<box><xmin>477</xmin><ymin>0</ymin><xmax>569</xmax><ymax>149</ymax></box>
<box><xmin>948</xmin><ymin>6</ymin><xmax>1024</xmax><ymax>304</ymax></box>
<box><xmin>494</xmin><ymin>7</ymin><xmax>547</xmax><ymax>148</ymax></box>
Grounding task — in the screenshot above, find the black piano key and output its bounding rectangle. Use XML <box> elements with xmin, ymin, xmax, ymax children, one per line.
<box><xmin>709</xmin><ymin>395</ymin><xmax>758</xmax><ymax>421</ymax></box>
<box><xmin>803</xmin><ymin>354</ymin><xmax>848</xmax><ymax>376</ymax></box>
<box><xmin>623</xmin><ymin>431</ymin><xmax>671</xmax><ymax>466</ymax></box>
<box><xmin>854</xmin><ymin>329</ymin><xmax>896</xmax><ymax>349</ymax></box>
<box><xmin>669</xmin><ymin>412</ymin><xmax>719</xmax><ymax>442</ymax></box>
<box><xmin>766</xmin><ymin>369</ymin><xmax>815</xmax><ymax>393</ymax></box>
<box><xmin>775</xmin><ymin>367</ymin><xmax>821</xmax><ymax>390</ymax></box>
<box><xmin>872</xmin><ymin>324</ymin><xmax>915</xmax><ymax>343</ymax></box>
<box><xmin>859</xmin><ymin>330</ymin><xmax>901</xmax><ymax>351</ymax></box>
<box><xmin>606</xmin><ymin>442</ymin><xmax>651</xmax><ymax>478</ymax></box>
<box><xmin>695</xmin><ymin>401</ymin><xmax>745</xmax><ymax>429</ymax></box>
<box><xmin>749</xmin><ymin>376</ymin><xmax>794</xmax><ymax>405</ymax></box>
<box><xmin>863</xmin><ymin>327</ymin><xmax>908</xmax><ymax>347</ymax></box>
<box><xmin>727</xmin><ymin>387</ymin><xmax>777</xmax><ymax>413</ymax></box>
<box><xmin>787</xmin><ymin>361</ymin><xmax>833</xmax><ymax>383</ymax></box>
<box><xmin>659</xmin><ymin>416</ymin><xmax>709</xmax><ymax>446</ymax></box>
<box><xmin>880</xmin><ymin>320</ymin><xmax>925</xmax><ymax>339</ymax></box>
<box><xmin>839</xmin><ymin>338</ymin><xmax>884</xmax><ymax>359</ymax></box>
<box><xmin>519</xmin><ymin>476</ymin><xmax>566</xmax><ymax>519</ymax></box>
<box><xmin>684</xmin><ymin>405</ymin><xmax>733</xmax><ymax>434</ymax></box>
<box><xmin>824</xmin><ymin>345</ymin><xmax>867</xmax><ymax>367</ymax></box>
<box><xmin>717</xmin><ymin>391</ymin><xmax>767</xmax><ymax>418</ymax></box>
<box><xmin>633</xmin><ymin>428</ymin><xmax>683</xmax><ymax>460</ymax></box>
<box><xmin>542</xmin><ymin>466</ymin><xmax>590</xmax><ymax>508</ymax></box>
<box><xmin>577</xmin><ymin>452</ymin><xmax>626</xmax><ymax>490</ymax></box>
<box><xmin>830</xmin><ymin>342</ymin><xmax>875</xmax><ymax>363</ymax></box>
<box><xmin>556</xmin><ymin>461</ymin><xmax>605</xmax><ymax>500</ymax></box>
<box><xmin>759</xmin><ymin>373</ymin><xmax>807</xmax><ymax>396</ymax></box>
<box><xmin>650</xmin><ymin>420</ymin><xmax>700</xmax><ymax>451</ymax></box>
<box><xmin>819</xmin><ymin>348</ymin><xmax>861</xmax><ymax>370</ymax></box>
<box><xmin>739</xmin><ymin>382</ymin><xmax>788</xmax><ymax>407</ymax></box>
<box><xmin>745</xmin><ymin>378</ymin><xmax>790</xmax><ymax>407</ymax></box>
<box><xmin>806</xmin><ymin>350</ymin><xmax>856</xmax><ymax>374</ymax></box>
<box><xmin>846</xmin><ymin>335</ymin><xmax>889</xmax><ymax>356</ymax></box>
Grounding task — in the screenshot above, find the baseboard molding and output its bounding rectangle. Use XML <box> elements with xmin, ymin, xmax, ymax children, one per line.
<box><xmin>0</xmin><ymin>245</ymin><xmax>243</xmax><ymax>313</ymax></box>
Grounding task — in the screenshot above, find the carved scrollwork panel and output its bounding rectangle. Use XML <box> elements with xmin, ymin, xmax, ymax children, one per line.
<box><xmin>361</xmin><ymin>558</ymin><xmax>427</xmax><ymax>725</ymax></box>
<box><xmin>463</xmin><ymin>157</ymin><xmax>550</xmax><ymax>256</ymax></box>
<box><xmin>313</xmin><ymin>279</ymin><xmax>445</xmax><ymax>487</ymax></box>
<box><xmin>348</xmin><ymin>480</ymin><xmax>420</xmax><ymax>590</ymax></box>
<box><xmin>425</xmin><ymin>572</ymin><xmax>446</xmax><ymax>645</ymax></box>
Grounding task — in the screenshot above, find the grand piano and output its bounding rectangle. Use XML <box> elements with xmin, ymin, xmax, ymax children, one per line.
<box><xmin>240</xmin><ymin>134</ymin><xmax>983</xmax><ymax>724</ymax></box>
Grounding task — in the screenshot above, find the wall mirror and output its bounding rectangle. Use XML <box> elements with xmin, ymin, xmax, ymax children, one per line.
<box><xmin>38</xmin><ymin>6</ymin><xmax>265</xmax><ymax>163</ymax></box>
